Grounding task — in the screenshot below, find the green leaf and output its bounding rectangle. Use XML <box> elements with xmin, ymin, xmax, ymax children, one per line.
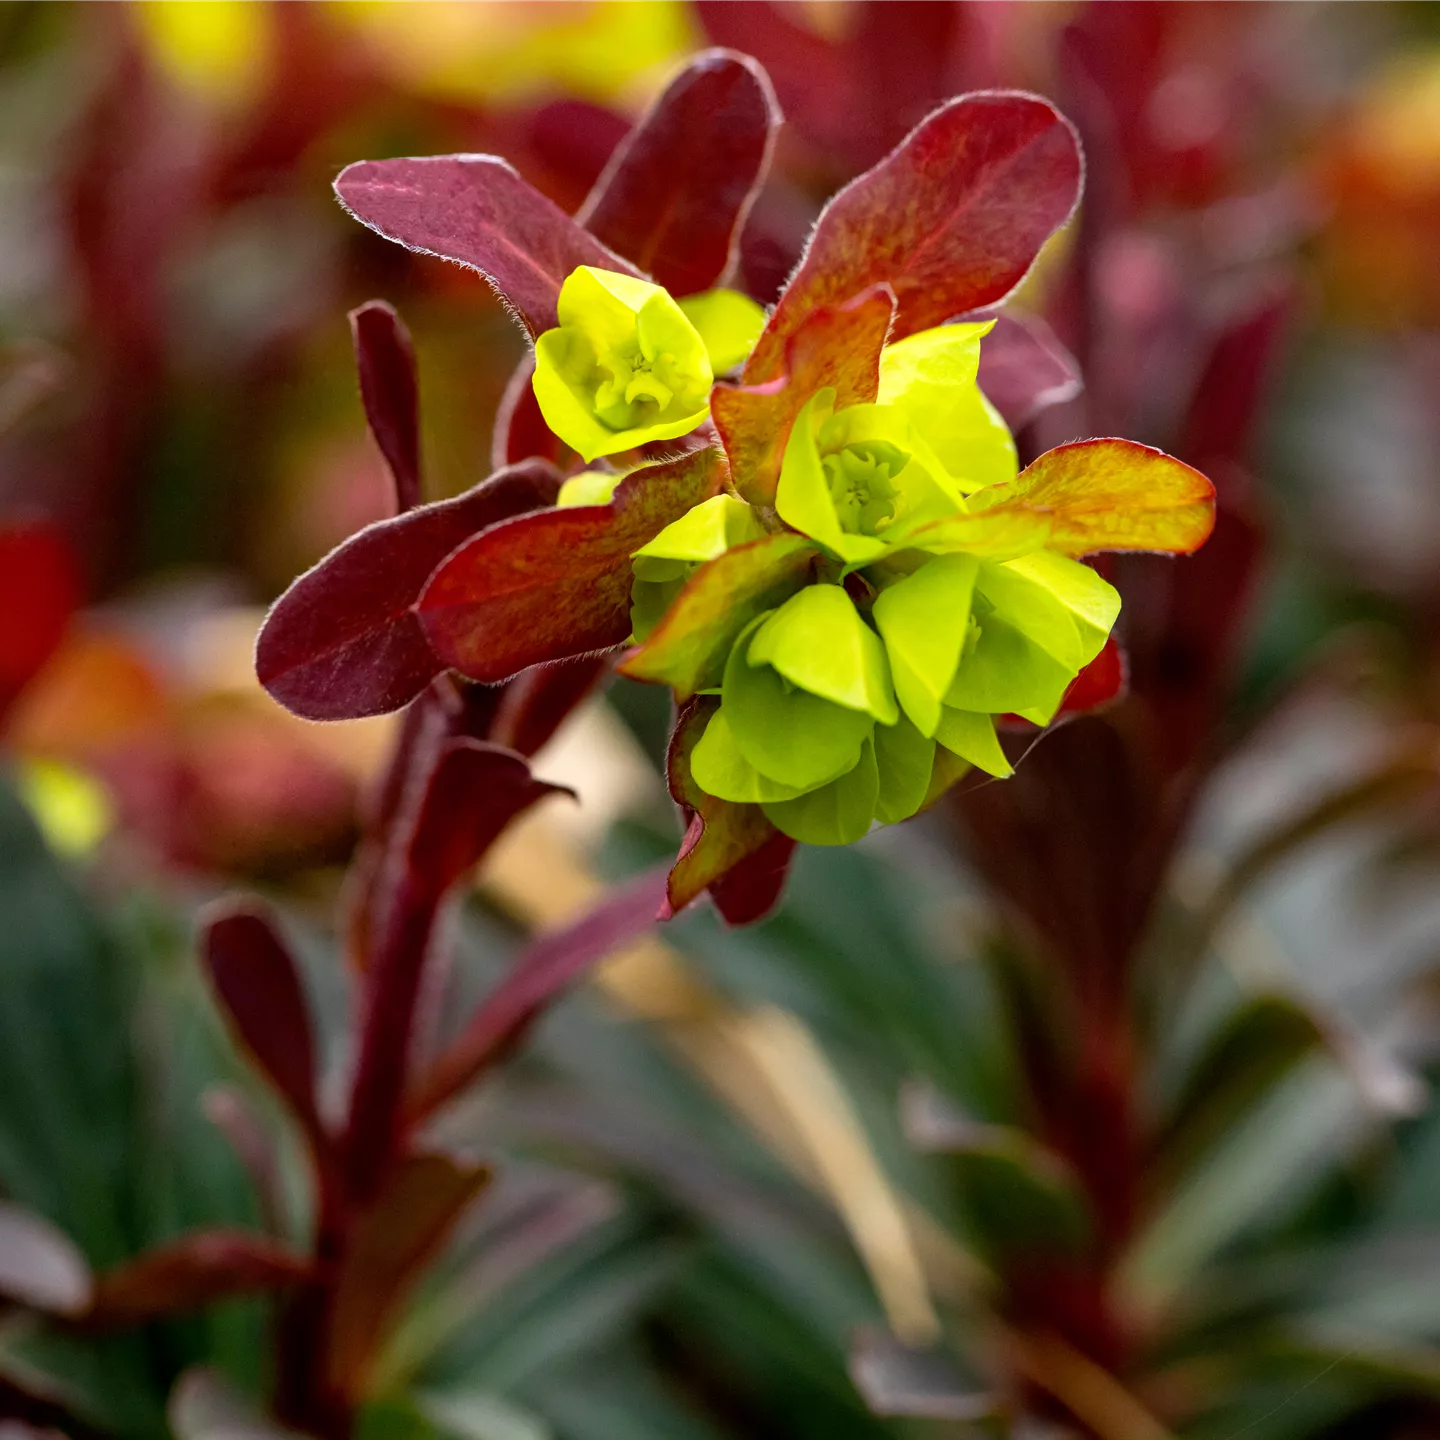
<box><xmin>871</xmin><ymin>555</ymin><xmax>978</xmax><ymax>736</ymax></box>
<box><xmin>762</xmin><ymin>740</ymin><xmax>879</xmax><ymax>846</ymax></box>
<box><xmin>933</xmin><ymin>708</ymin><xmax>1012</xmax><ymax>779</ymax></box>
<box><xmin>944</xmin><ymin>612</ymin><xmax>1075</xmax><ymax>723</ymax></box>
<box><xmin>877</xmin><ymin>322</ymin><xmax>1017</xmax><ymax>494</ymax></box>
<box><xmin>722</xmin><ymin>615</ymin><xmax>874</xmax><ymax>789</ymax></box>
<box><xmin>748</xmin><ymin>586</ymin><xmax>898</xmax><ymax>724</ymax></box>
<box><xmin>678</xmin><ymin>289</ymin><xmax>767</xmax><ymax>373</ymax></box>
<box><xmin>620</xmin><ymin>533</ymin><xmax>817</xmax><ymax>698</ymax></box>
<box><xmin>416</xmin><ymin>1388</ymin><xmax>553</xmax><ymax>1440</ymax></box>
<box><xmin>690</xmin><ymin>709</ymin><xmax>816</xmax><ymax>804</ymax></box>
<box><xmin>872</xmin><ymin>716</ymin><xmax>937</xmax><ymax>823</ymax></box>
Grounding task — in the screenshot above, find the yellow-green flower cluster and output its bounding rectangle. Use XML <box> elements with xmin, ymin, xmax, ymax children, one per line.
<box><xmin>533</xmin><ymin>270</ymin><xmax>1121</xmax><ymax>847</ymax></box>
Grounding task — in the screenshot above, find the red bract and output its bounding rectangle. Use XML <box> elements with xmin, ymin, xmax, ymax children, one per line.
<box><xmin>744</xmin><ymin>92</ymin><xmax>1083</xmax><ymax>381</ymax></box>
<box><xmin>418</xmin><ymin>447</ymin><xmax>726</xmax><ymax>684</ymax></box>
<box><xmin>712</xmin><ymin>284</ymin><xmax>896</xmax><ymax>506</ymax></box>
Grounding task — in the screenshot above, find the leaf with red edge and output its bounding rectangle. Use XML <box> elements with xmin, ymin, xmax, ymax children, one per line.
<box><xmin>975</xmin><ymin>311</ymin><xmax>1082</xmax><ymax>432</ymax></box>
<box><xmin>662</xmin><ymin>698</ymin><xmax>796</xmax><ymax>922</ymax></box>
<box><xmin>0</xmin><ymin>521</ymin><xmax>79</xmax><ymax>722</ymax></box>
<box><xmin>257</xmin><ymin>460</ymin><xmax>560</xmax><ymax>721</ymax></box>
<box><xmin>410</xmin><ymin>865</ymin><xmax>670</xmax><ymax>1119</ymax></box>
<box><xmin>0</xmin><ymin>1202</ymin><xmax>91</xmax><ymax>1316</ymax></box>
<box><xmin>994</xmin><ymin>438</ymin><xmax>1215</xmax><ymax>556</ymax></box>
<box><xmin>334</xmin><ymin>156</ymin><xmax>638</xmax><ymax>338</ymax></box>
<box><xmin>200</xmin><ymin>903</ymin><xmax>325</xmax><ymax>1152</ymax></box>
<box><xmin>620</xmin><ymin>532</ymin><xmax>817</xmax><ymax>698</ymax></box>
<box><xmin>713</xmin><ymin>285</ymin><xmax>895</xmax><ymax>505</ymax></box>
<box><xmin>1057</xmin><ymin>635</ymin><xmax>1126</xmax><ymax>716</ymax></box>
<box><xmin>88</xmin><ymin>1231</ymin><xmax>309</xmax><ymax>1327</ymax></box>
<box><xmin>420</xmin><ymin>446</ymin><xmax>726</xmax><ymax>684</ymax></box>
<box><xmin>747</xmin><ymin>92</ymin><xmax>1082</xmax><ymax>382</ymax></box>
<box><xmin>326</xmin><ymin>1153</ymin><xmax>491</xmax><ymax>1397</ymax></box>
<box><xmin>350</xmin><ymin>301</ymin><xmax>422</xmax><ymax>513</ymax></box>
<box><xmin>578</xmin><ymin>49</ymin><xmax>779</xmax><ymax>295</ymax></box>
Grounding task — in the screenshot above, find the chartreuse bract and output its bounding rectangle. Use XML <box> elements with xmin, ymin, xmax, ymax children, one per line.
<box><xmin>622</xmin><ymin>311</ymin><xmax>1146</xmax><ymax>846</ymax></box>
<box><xmin>532</xmin><ymin>266</ymin><xmax>764</xmax><ymax>461</ymax></box>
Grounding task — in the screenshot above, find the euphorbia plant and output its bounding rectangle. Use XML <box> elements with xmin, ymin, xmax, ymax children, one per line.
<box><xmin>229</xmin><ymin>57</ymin><xmax>1224</xmax><ymax>1426</ymax></box>
<box><xmin>260</xmin><ymin>55</ymin><xmax>1216</xmax><ymax>927</ymax></box>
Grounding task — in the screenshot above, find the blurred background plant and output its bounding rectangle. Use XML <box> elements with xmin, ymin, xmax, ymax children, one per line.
<box><xmin>6</xmin><ymin>3</ymin><xmax>1440</xmax><ymax>1438</ymax></box>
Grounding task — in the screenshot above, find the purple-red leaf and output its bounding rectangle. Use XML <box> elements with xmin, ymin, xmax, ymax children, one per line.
<box><xmin>350</xmin><ymin>301</ymin><xmax>422</xmax><ymax>513</ymax></box>
<box><xmin>747</xmin><ymin>92</ymin><xmax>1082</xmax><ymax>381</ymax></box>
<box><xmin>662</xmin><ymin>698</ymin><xmax>795</xmax><ymax>922</ymax></box>
<box><xmin>486</xmin><ymin>655</ymin><xmax>612</xmax><ymax>757</ymax></box>
<box><xmin>88</xmin><ymin>1231</ymin><xmax>310</xmax><ymax>1328</ymax></box>
<box><xmin>975</xmin><ymin>311</ymin><xmax>1082</xmax><ymax>432</ymax></box>
<box><xmin>326</xmin><ymin>1153</ymin><xmax>491</xmax><ymax>1397</ymax></box>
<box><xmin>419</xmin><ymin>446</ymin><xmax>726</xmax><ymax>684</ymax></box>
<box><xmin>334</xmin><ymin>156</ymin><xmax>638</xmax><ymax>338</ymax></box>
<box><xmin>713</xmin><ymin>284</ymin><xmax>895</xmax><ymax>505</ymax></box>
<box><xmin>257</xmin><ymin>460</ymin><xmax>560</xmax><ymax>721</ymax></box>
<box><xmin>200</xmin><ymin>903</ymin><xmax>325</xmax><ymax>1148</ymax></box>
<box><xmin>0</xmin><ymin>1202</ymin><xmax>91</xmax><ymax>1316</ymax></box>
<box><xmin>410</xmin><ymin>864</ymin><xmax>671</xmax><ymax>1119</ymax></box>
<box><xmin>578</xmin><ymin>49</ymin><xmax>780</xmax><ymax>295</ymax></box>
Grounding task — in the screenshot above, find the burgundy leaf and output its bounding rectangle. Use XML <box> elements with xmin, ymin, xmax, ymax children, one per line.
<box><xmin>577</xmin><ymin>49</ymin><xmax>780</xmax><ymax>295</ymax></box>
<box><xmin>350</xmin><ymin>301</ymin><xmax>421</xmax><ymax>513</ymax></box>
<box><xmin>200</xmin><ymin>904</ymin><xmax>325</xmax><ymax>1149</ymax></box>
<box><xmin>976</xmin><ymin>311</ymin><xmax>1083</xmax><ymax>432</ymax></box>
<box><xmin>334</xmin><ymin>155</ymin><xmax>638</xmax><ymax>338</ymax></box>
<box><xmin>0</xmin><ymin>1202</ymin><xmax>91</xmax><ymax>1316</ymax></box>
<box><xmin>419</xmin><ymin>446</ymin><xmax>726</xmax><ymax>684</ymax></box>
<box><xmin>712</xmin><ymin>284</ymin><xmax>895</xmax><ymax>505</ymax></box>
<box><xmin>256</xmin><ymin>460</ymin><xmax>560</xmax><ymax>721</ymax></box>
<box><xmin>326</xmin><ymin>1153</ymin><xmax>491</xmax><ymax>1397</ymax></box>
<box><xmin>747</xmin><ymin>92</ymin><xmax>1082</xmax><ymax>381</ymax></box>
<box><xmin>88</xmin><ymin>1231</ymin><xmax>310</xmax><ymax>1328</ymax></box>
<box><xmin>662</xmin><ymin>698</ymin><xmax>796</xmax><ymax>922</ymax></box>
<box><xmin>0</xmin><ymin>521</ymin><xmax>79</xmax><ymax>722</ymax></box>
<box><xmin>410</xmin><ymin>864</ymin><xmax>671</xmax><ymax>1119</ymax></box>
<box><xmin>695</xmin><ymin>2</ymin><xmax>849</xmax><ymax>156</ymax></box>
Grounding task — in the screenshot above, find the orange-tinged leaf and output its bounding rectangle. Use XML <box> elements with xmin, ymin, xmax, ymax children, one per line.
<box><xmin>746</xmin><ymin>92</ymin><xmax>1081</xmax><ymax>381</ymax></box>
<box><xmin>995</xmin><ymin>438</ymin><xmax>1216</xmax><ymax>557</ymax></box>
<box><xmin>620</xmin><ymin>532</ymin><xmax>818</xmax><ymax>699</ymax></box>
<box><xmin>712</xmin><ymin>285</ymin><xmax>895</xmax><ymax>505</ymax></box>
